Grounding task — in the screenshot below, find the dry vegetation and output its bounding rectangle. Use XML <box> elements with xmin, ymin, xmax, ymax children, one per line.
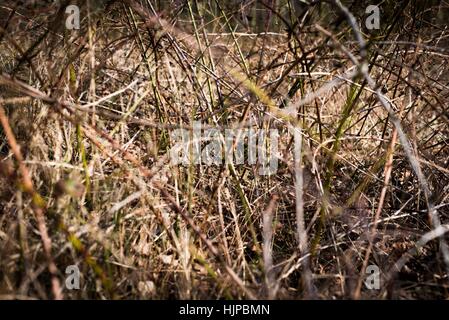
<box><xmin>0</xmin><ymin>0</ymin><xmax>449</xmax><ymax>299</ymax></box>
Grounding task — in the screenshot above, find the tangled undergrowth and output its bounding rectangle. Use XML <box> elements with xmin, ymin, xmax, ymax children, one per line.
<box><xmin>0</xmin><ymin>0</ymin><xmax>448</xmax><ymax>299</ymax></box>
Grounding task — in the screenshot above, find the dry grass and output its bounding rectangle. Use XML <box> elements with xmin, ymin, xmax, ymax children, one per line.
<box><xmin>0</xmin><ymin>0</ymin><xmax>449</xmax><ymax>299</ymax></box>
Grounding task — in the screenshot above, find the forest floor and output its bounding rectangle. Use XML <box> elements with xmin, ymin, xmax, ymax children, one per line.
<box><xmin>0</xmin><ymin>0</ymin><xmax>449</xmax><ymax>299</ymax></box>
